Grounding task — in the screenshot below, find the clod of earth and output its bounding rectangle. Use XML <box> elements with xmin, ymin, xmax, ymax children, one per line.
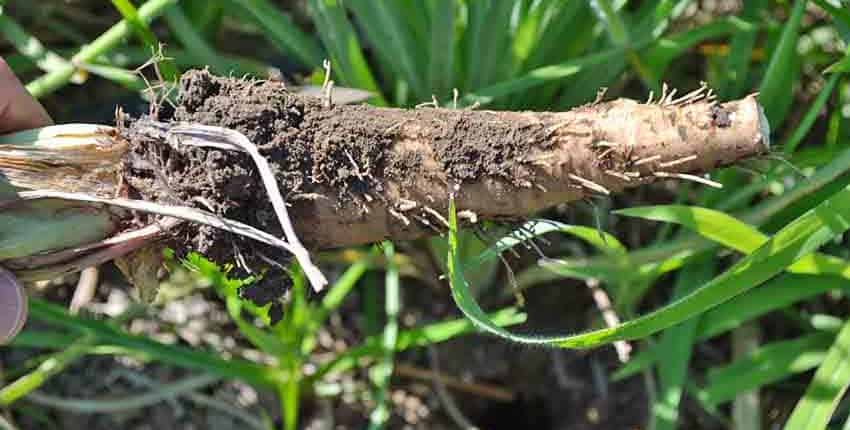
<box><xmin>0</xmin><ymin>70</ymin><xmax>770</xmax><ymax>293</ymax></box>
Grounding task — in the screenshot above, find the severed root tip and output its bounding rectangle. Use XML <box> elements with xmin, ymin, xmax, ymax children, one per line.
<box><xmin>0</xmin><ymin>71</ymin><xmax>771</xmax><ymax>281</ymax></box>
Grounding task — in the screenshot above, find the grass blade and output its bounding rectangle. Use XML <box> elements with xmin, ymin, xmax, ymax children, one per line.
<box><xmin>368</xmin><ymin>242</ymin><xmax>400</xmax><ymax>429</ymax></box>
<box><xmin>163</xmin><ymin>4</ymin><xmax>229</xmax><ymax>74</ymax></box>
<box><xmin>758</xmin><ymin>0</ymin><xmax>806</xmax><ymax>125</ymax></box>
<box><xmin>310</xmin><ymin>307</ymin><xmax>525</xmax><ymax>381</ymax></box>
<box><xmin>615</xmin><ymin>274</ymin><xmax>849</xmax><ymax>381</ymax></box>
<box><xmin>229</xmin><ymin>0</ymin><xmax>323</xmax><ymax>68</ymax></box>
<box><xmin>27</xmin><ymin>299</ymin><xmax>285</xmax><ymax>387</ymax></box>
<box><xmin>0</xmin><ymin>336</ymin><xmax>94</xmax><ymax>405</ymax></box>
<box><xmin>0</xmin><ymin>13</ymin><xmax>72</xmax><ymax>74</ymax></box>
<box><xmin>346</xmin><ymin>0</ymin><xmax>426</xmax><ymax>100</ymax></box>
<box><xmin>652</xmin><ymin>257</ymin><xmax>715</xmax><ymax>430</ymax></box>
<box><xmin>26</xmin><ymin>0</ymin><xmax>178</xmax><ymax>98</ymax></box>
<box><xmin>109</xmin><ymin>0</ymin><xmax>178</xmax><ymax>81</ymax></box>
<box><xmin>697</xmin><ymin>332</ymin><xmax>834</xmax><ymax>407</ymax></box>
<box><xmin>784</xmin><ymin>318</ymin><xmax>850</xmax><ymax>429</ymax></box>
<box><xmin>447</xmin><ymin>182</ymin><xmax>850</xmax><ymax>348</ymax></box>
<box><xmin>426</xmin><ymin>0</ymin><xmax>455</xmax><ymax>98</ymax></box>
<box><xmin>615</xmin><ymin>205</ymin><xmax>850</xmax><ymax>281</ymax></box>
<box><xmin>306</xmin><ymin>0</ymin><xmax>385</xmax><ymax>104</ymax></box>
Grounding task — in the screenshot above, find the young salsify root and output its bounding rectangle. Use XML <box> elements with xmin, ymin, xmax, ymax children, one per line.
<box><xmin>0</xmin><ymin>70</ymin><xmax>770</xmax><ymax>292</ymax></box>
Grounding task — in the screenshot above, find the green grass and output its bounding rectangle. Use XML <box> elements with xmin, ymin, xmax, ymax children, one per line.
<box><xmin>2</xmin><ymin>1</ymin><xmax>850</xmax><ymax>428</ymax></box>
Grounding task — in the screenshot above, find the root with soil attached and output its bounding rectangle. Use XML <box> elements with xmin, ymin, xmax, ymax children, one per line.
<box><xmin>0</xmin><ymin>69</ymin><xmax>770</xmax><ymax>296</ymax></box>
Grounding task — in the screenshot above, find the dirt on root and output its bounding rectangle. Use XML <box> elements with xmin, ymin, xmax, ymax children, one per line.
<box><xmin>121</xmin><ymin>70</ymin><xmax>552</xmax><ymax>295</ymax></box>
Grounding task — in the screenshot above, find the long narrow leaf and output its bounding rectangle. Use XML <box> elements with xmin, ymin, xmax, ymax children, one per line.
<box><xmin>784</xmin><ymin>318</ymin><xmax>850</xmax><ymax>429</ymax></box>
<box><xmin>447</xmin><ymin>183</ymin><xmax>850</xmax><ymax>348</ymax></box>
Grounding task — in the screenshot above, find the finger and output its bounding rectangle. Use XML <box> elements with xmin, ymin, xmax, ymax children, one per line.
<box><xmin>0</xmin><ymin>266</ymin><xmax>27</xmax><ymax>344</ymax></box>
<box><xmin>0</xmin><ymin>57</ymin><xmax>52</xmax><ymax>133</ymax></box>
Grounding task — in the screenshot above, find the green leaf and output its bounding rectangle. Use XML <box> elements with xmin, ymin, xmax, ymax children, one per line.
<box><xmin>652</xmin><ymin>256</ymin><xmax>715</xmax><ymax>430</ymax></box>
<box><xmin>27</xmin><ymin>299</ymin><xmax>285</xmax><ymax>388</ymax></box>
<box><xmin>26</xmin><ymin>0</ymin><xmax>178</xmax><ymax>98</ymax></box>
<box><xmin>615</xmin><ymin>274</ymin><xmax>849</xmax><ymax>381</ymax></box>
<box><xmin>462</xmin><ymin>44</ymin><xmax>636</xmax><ymax>106</ymax></box>
<box><xmin>784</xmin><ymin>72</ymin><xmax>841</xmax><ymax>155</ymax></box>
<box><xmin>615</xmin><ymin>205</ymin><xmax>850</xmax><ymax>281</ymax></box>
<box><xmin>368</xmin><ymin>242</ymin><xmax>400</xmax><ymax>429</ymax></box>
<box><xmin>310</xmin><ymin>307</ymin><xmax>525</xmax><ymax>382</ymax></box>
<box><xmin>346</xmin><ymin>0</ymin><xmax>427</xmax><ymax>100</ymax></box>
<box><xmin>463</xmin><ymin>1</ymin><xmax>516</xmax><ymax>90</ymax></box>
<box><xmin>229</xmin><ymin>0</ymin><xmax>324</xmax><ymax>67</ymax></box>
<box><xmin>715</xmin><ymin>0</ymin><xmax>766</xmax><ymax>98</ymax></box>
<box><xmin>109</xmin><ymin>0</ymin><xmax>179</xmax><ymax>81</ymax></box>
<box><xmin>784</xmin><ymin>318</ymin><xmax>850</xmax><ymax>429</ymax></box>
<box><xmin>163</xmin><ymin>4</ymin><xmax>229</xmax><ymax>74</ymax></box>
<box><xmin>758</xmin><ymin>0</ymin><xmax>806</xmax><ymax>125</ymax></box>
<box><xmin>307</xmin><ymin>0</ymin><xmax>385</xmax><ymax>104</ymax></box>
<box><xmin>697</xmin><ymin>332</ymin><xmax>834</xmax><ymax>407</ymax></box>
<box><xmin>447</xmin><ymin>183</ymin><xmax>850</xmax><ymax>348</ymax></box>
<box><xmin>426</xmin><ymin>0</ymin><xmax>455</xmax><ymax>98</ymax></box>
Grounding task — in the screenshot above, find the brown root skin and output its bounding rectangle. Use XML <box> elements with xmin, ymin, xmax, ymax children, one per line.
<box><xmin>294</xmin><ymin>96</ymin><xmax>768</xmax><ymax>248</ymax></box>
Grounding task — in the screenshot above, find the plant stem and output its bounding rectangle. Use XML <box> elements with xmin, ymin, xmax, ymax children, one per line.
<box><xmin>26</xmin><ymin>0</ymin><xmax>178</xmax><ymax>98</ymax></box>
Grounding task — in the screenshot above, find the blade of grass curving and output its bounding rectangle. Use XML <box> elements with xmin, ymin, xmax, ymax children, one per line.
<box><xmin>512</xmin><ymin>3</ymin><xmax>595</xmax><ymax>109</ymax></box>
<box><xmin>784</xmin><ymin>318</ymin><xmax>850</xmax><ymax>430</ymax></box>
<box><xmin>471</xmin><ymin>219</ymin><xmax>625</xmax><ymax>269</ymax></box>
<box><xmin>75</xmin><ymin>63</ymin><xmax>147</xmax><ymax>91</ymax></box>
<box><xmin>27</xmin><ymin>299</ymin><xmax>284</xmax><ymax>387</ymax></box>
<box><xmin>758</xmin><ymin>0</ymin><xmax>806</xmax><ymax>125</ymax></box>
<box><xmin>696</xmin><ymin>332</ymin><xmax>834</xmax><ymax>407</ymax></box>
<box><xmin>229</xmin><ymin>0</ymin><xmax>323</xmax><ymax>68</ymax></box>
<box><xmin>368</xmin><ymin>242</ymin><xmax>400</xmax><ymax>429</ymax></box>
<box><xmin>615</xmin><ymin>274</ymin><xmax>849</xmax><ymax>381</ymax></box>
<box><xmin>26</xmin><ymin>0</ymin><xmax>177</xmax><ymax>98</ymax></box>
<box><xmin>524</xmin><ymin>146</ymin><xmax>850</xmax><ymax>293</ymax></box>
<box><xmin>306</xmin><ymin>0</ymin><xmax>385</xmax><ymax>105</ymax></box>
<box><xmin>0</xmin><ymin>335</ymin><xmax>94</xmax><ymax>405</ymax></box>
<box><xmin>615</xmin><ymin>205</ymin><xmax>850</xmax><ymax>280</ymax></box>
<box><xmin>447</xmin><ymin>183</ymin><xmax>850</xmax><ymax>348</ymax></box>
<box><xmin>461</xmin><ymin>44</ymin><xmax>637</xmax><ymax>106</ymax></box>
<box><xmin>6</xmin><ymin>46</ymin><xmax>269</xmax><ymax>77</ymax></box>
<box><xmin>109</xmin><ymin>0</ymin><xmax>178</xmax><ymax>81</ymax></box>
<box><xmin>183</xmin><ymin>0</ymin><xmax>225</xmax><ymax>37</ymax></box>
<box><xmin>163</xmin><ymin>4</ymin><xmax>229</xmax><ymax>74</ymax></box>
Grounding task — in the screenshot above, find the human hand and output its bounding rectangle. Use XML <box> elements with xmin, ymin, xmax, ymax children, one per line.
<box><xmin>0</xmin><ymin>57</ymin><xmax>53</xmax><ymax>344</ymax></box>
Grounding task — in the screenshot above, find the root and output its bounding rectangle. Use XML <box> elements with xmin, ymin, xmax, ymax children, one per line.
<box><xmin>1</xmin><ymin>70</ymin><xmax>771</xmax><ymax>284</ymax></box>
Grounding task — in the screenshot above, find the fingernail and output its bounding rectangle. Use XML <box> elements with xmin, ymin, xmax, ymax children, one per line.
<box><xmin>0</xmin><ymin>266</ymin><xmax>27</xmax><ymax>344</ymax></box>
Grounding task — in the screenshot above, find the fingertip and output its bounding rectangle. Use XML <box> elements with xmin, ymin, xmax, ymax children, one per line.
<box><xmin>0</xmin><ymin>267</ymin><xmax>27</xmax><ymax>345</ymax></box>
<box><xmin>0</xmin><ymin>56</ymin><xmax>52</xmax><ymax>133</ymax></box>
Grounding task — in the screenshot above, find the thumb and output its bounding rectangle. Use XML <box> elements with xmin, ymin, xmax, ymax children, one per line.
<box><xmin>0</xmin><ymin>57</ymin><xmax>52</xmax><ymax>133</ymax></box>
<box><xmin>0</xmin><ymin>267</ymin><xmax>27</xmax><ymax>344</ymax></box>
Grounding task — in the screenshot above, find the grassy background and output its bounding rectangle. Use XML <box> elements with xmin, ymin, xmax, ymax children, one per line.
<box><xmin>2</xmin><ymin>0</ymin><xmax>850</xmax><ymax>429</ymax></box>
